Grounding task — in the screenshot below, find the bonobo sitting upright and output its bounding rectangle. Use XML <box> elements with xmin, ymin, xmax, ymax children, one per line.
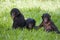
<box><xmin>10</xmin><ymin>8</ymin><xmax>26</xmax><ymax>29</ymax></box>
<box><xmin>25</xmin><ymin>18</ymin><xmax>36</xmax><ymax>30</ymax></box>
<box><xmin>39</xmin><ymin>13</ymin><xmax>60</xmax><ymax>33</ymax></box>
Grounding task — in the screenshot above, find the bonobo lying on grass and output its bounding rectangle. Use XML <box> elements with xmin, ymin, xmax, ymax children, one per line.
<box><xmin>39</xmin><ymin>13</ymin><xmax>60</xmax><ymax>33</ymax></box>
<box><xmin>25</xmin><ymin>18</ymin><xmax>38</xmax><ymax>30</ymax></box>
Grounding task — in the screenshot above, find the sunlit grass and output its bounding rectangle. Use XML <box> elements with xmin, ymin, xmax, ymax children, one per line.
<box><xmin>0</xmin><ymin>0</ymin><xmax>60</xmax><ymax>12</ymax></box>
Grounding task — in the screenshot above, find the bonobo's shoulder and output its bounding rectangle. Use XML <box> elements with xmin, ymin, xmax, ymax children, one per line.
<box><xmin>50</xmin><ymin>20</ymin><xmax>54</xmax><ymax>24</ymax></box>
<box><xmin>18</xmin><ymin>14</ymin><xmax>24</xmax><ymax>17</ymax></box>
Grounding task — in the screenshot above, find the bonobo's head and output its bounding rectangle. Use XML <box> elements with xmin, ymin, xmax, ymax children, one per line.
<box><xmin>10</xmin><ymin>8</ymin><xmax>21</xmax><ymax>19</ymax></box>
<box><xmin>42</xmin><ymin>13</ymin><xmax>51</xmax><ymax>23</ymax></box>
<box><xmin>26</xmin><ymin>18</ymin><xmax>36</xmax><ymax>29</ymax></box>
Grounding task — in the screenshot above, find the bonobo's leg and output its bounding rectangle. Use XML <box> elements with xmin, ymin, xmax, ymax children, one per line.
<box><xmin>51</xmin><ymin>22</ymin><xmax>60</xmax><ymax>34</ymax></box>
<box><xmin>46</xmin><ymin>29</ymin><xmax>53</xmax><ymax>32</ymax></box>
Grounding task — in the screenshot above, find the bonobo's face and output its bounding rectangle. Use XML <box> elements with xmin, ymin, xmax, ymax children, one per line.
<box><xmin>42</xmin><ymin>13</ymin><xmax>51</xmax><ymax>23</ymax></box>
<box><xmin>43</xmin><ymin>17</ymin><xmax>48</xmax><ymax>23</ymax></box>
<box><xmin>11</xmin><ymin>12</ymin><xmax>16</xmax><ymax>19</ymax></box>
<box><xmin>28</xmin><ymin>23</ymin><xmax>33</xmax><ymax>29</ymax></box>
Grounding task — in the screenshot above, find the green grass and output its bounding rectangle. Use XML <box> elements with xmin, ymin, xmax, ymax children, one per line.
<box><xmin>0</xmin><ymin>0</ymin><xmax>60</xmax><ymax>40</ymax></box>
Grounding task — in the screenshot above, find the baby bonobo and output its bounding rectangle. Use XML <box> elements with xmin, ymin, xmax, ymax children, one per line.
<box><xmin>39</xmin><ymin>13</ymin><xmax>60</xmax><ymax>33</ymax></box>
<box><xmin>10</xmin><ymin>8</ymin><xmax>26</xmax><ymax>29</ymax></box>
<box><xmin>26</xmin><ymin>18</ymin><xmax>36</xmax><ymax>30</ymax></box>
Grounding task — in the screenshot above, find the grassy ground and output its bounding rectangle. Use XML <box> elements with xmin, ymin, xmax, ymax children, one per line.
<box><xmin>0</xmin><ymin>0</ymin><xmax>60</xmax><ymax>40</ymax></box>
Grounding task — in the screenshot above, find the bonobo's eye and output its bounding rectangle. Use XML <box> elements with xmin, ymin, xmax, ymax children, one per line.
<box><xmin>42</xmin><ymin>13</ymin><xmax>51</xmax><ymax>20</ymax></box>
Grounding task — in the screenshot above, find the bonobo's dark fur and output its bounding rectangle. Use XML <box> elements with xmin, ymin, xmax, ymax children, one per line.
<box><xmin>39</xmin><ymin>13</ymin><xmax>60</xmax><ymax>33</ymax></box>
<box><xmin>10</xmin><ymin>8</ymin><xmax>26</xmax><ymax>29</ymax></box>
<box><xmin>25</xmin><ymin>18</ymin><xmax>36</xmax><ymax>29</ymax></box>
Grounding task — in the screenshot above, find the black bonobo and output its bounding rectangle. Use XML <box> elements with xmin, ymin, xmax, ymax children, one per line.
<box><xmin>10</xmin><ymin>8</ymin><xmax>26</xmax><ymax>29</ymax></box>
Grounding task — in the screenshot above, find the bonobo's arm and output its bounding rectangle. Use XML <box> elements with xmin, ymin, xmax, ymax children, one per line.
<box><xmin>12</xmin><ymin>22</ymin><xmax>18</xmax><ymax>29</ymax></box>
<box><xmin>51</xmin><ymin>21</ymin><xmax>60</xmax><ymax>33</ymax></box>
<box><xmin>38</xmin><ymin>21</ymin><xmax>43</xmax><ymax>28</ymax></box>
